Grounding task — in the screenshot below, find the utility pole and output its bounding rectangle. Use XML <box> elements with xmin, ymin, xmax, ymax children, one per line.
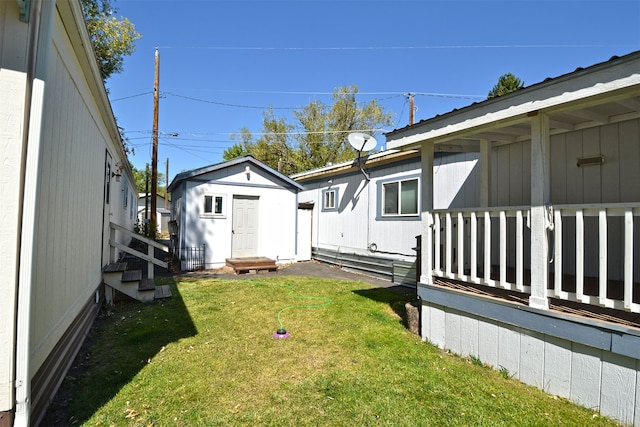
<box><xmin>145</xmin><ymin>163</ymin><xmax>149</xmax><ymax>220</ymax></box>
<box><xmin>408</xmin><ymin>93</ymin><xmax>415</xmax><ymax>125</ymax></box>
<box><xmin>165</xmin><ymin>158</ymin><xmax>169</xmax><ymax>210</ymax></box>
<box><xmin>151</xmin><ymin>48</ymin><xmax>160</xmax><ymax>238</ymax></box>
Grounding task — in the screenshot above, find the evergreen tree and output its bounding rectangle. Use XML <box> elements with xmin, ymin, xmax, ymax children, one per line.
<box><xmin>488</xmin><ymin>73</ymin><xmax>524</xmax><ymax>98</ymax></box>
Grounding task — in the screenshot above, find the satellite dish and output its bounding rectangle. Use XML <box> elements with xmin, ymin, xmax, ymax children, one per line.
<box><xmin>348</xmin><ymin>133</ymin><xmax>377</xmax><ymax>152</ymax></box>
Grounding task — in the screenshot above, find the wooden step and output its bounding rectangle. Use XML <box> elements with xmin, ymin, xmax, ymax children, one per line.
<box><xmin>154</xmin><ymin>285</ymin><xmax>172</xmax><ymax>299</ymax></box>
<box><xmin>104</xmin><ymin>262</ymin><xmax>127</xmax><ymax>273</ymax></box>
<box><xmin>226</xmin><ymin>257</ymin><xmax>277</xmax><ymax>274</ymax></box>
<box><xmin>138</xmin><ymin>278</ymin><xmax>156</xmax><ymax>292</ymax></box>
<box><xmin>122</xmin><ymin>270</ymin><xmax>142</xmax><ymax>282</ymax></box>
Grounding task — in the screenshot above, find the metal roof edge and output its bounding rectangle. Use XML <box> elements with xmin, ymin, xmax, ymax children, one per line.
<box><xmin>168</xmin><ymin>156</ymin><xmax>304</xmax><ymax>192</ymax></box>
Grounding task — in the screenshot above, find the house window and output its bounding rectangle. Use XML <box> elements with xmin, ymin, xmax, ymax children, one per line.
<box><xmin>203</xmin><ymin>194</ymin><xmax>225</xmax><ymax>217</ymax></box>
<box><xmin>383</xmin><ymin>178</ymin><xmax>418</xmax><ymax>216</ymax></box>
<box><xmin>123</xmin><ymin>179</ymin><xmax>129</xmax><ymax>209</ymax></box>
<box><xmin>324</xmin><ymin>190</ymin><xmax>336</xmax><ymax>209</ymax></box>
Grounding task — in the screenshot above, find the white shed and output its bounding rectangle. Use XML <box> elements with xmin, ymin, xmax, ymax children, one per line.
<box><xmin>168</xmin><ymin>156</ymin><xmax>305</xmax><ymax>270</ymax></box>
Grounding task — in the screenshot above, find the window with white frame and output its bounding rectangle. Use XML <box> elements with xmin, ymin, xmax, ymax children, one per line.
<box><xmin>203</xmin><ymin>194</ymin><xmax>225</xmax><ymax>217</ymax></box>
<box><xmin>323</xmin><ymin>189</ymin><xmax>337</xmax><ymax>210</ymax></box>
<box><xmin>382</xmin><ymin>178</ymin><xmax>418</xmax><ymax>216</ymax></box>
<box><xmin>123</xmin><ymin>178</ymin><xmax>129</xmax><ymax>209</ymax></box>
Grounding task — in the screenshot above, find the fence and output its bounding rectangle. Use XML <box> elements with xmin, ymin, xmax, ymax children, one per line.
<box><xmin>180</xmin><ymin>244</ymin><xmax>206</xmax><ymax>271</ymax></box>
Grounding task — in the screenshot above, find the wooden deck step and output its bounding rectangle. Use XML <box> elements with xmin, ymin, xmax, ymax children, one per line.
<box><xmin>154</xmin><ymin>285</ymin><xmax>172</xmax><ymax>299</ymax></box>
<box><xmin>138</xmin><ymin>278</ymin><xmax>156</xmax><ymax>292</ymax></box>
<box><xmin>226</xmin><ymin>257</ymin><xmax>277</xmax><ymax>274</ymax></box>
<box><xmin>122</xmin><ymin>270</ymin><xmax>142</xmax><ymax>282</ymax></box>
<box><xmin>104</xmin><ymin>262</ymin><xmax>127</xmax><ymax>273</ymax></box>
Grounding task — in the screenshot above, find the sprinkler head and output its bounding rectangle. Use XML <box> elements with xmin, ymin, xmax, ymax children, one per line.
<box><xmin>273</xmin><ymin>329</ymin><xmax>290</xmax><ymax>339</ymax></box>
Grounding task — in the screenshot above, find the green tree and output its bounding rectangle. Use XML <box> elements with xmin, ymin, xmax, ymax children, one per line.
<box><xmin>131</xmin><ymin>164</ymin><xmax>165</xmax><ymax>197</ymax></box>
<box><xmin>81</xmin><ymin>0</ymin><xmax>141</xmax><ymax>80</ymax></box>
<box><xmin>223</xmin><ymin>127</ymin><xmax>252</xmax><ymax>159</ymax></box>
<box><xmin>224</xmin><ymin>85</ymin><xmax>393</xmax><ymax>174</ymax></box>
<box><xmin>488</xmin><ymin>73</ymin><xmax>524</xmax><ymax>98</ymax></box>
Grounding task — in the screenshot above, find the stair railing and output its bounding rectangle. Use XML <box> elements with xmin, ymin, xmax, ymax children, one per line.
<box><xmin>109</xmin><ymin>222</ymin><xmax>168</xmax><ymax>279</ymax></box>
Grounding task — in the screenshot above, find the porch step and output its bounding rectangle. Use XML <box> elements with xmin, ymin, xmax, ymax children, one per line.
<box><xmin>154</xmin><ymin>285</ymin><xmax>172</xmax><ymax>299</ymax></box>
<box><xmin>122</xmin><ymin>270</ymin><xmax>142</xmax><ymax>282</ymax></box>
<box><xmin>226</xmin><ymin>257</ymin><xmax>277</xmax><ymax>274</ymax></box>
<box><xmin>103</xmin><ymin>265</ymin><xmax>171</xmax><ymax>303</ymax></box>
<box><xmin>138</xmin><ymin>278</ymin><xmax>156</xmax><ymax>292</ymax></box>
<box><xmin>104</xmin><ymin>262</ymin><xmax>127</xmax><ymax>273</ymax></box>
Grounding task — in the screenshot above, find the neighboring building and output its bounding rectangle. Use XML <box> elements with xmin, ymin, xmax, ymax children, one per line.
<box><xmin>292</xmin><ymin>149</ymin><xmax>479</xmax><ymax>284</ymax></box>
<box><xmin>138</xmin><ymin>193</ymin><xmax>171</xmax><ymax>235</ymax></box>
<box><xmin>168</xmin><ymin>156</ymin><xmax>305</xmax><ymax>270</ymax></box>
<box><xmin>0</xmin><ymin>1</ymin><xmax>137</xmax><ymax>425</ymax></box>
<box><xmin>387</xmin><ymin>51</ymin><xmax>640</xmax><ymax>425</ymax></box>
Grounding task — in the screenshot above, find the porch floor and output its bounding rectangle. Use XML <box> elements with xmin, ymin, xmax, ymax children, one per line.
<box><xmin>432</xmin><ymin>276</ymin><xmax>640</xmax><ymax>330</ymax></box>
<box><xmin>226</xmin><ymin>257</ymin><xmax>277</xmax><ymax>274</ymax></box>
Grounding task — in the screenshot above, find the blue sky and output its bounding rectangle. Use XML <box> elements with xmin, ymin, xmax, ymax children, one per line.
<box><xmin>105</xmin><ymin>0</ymin><xmax>640</xmax><ymax>180</ymax></box>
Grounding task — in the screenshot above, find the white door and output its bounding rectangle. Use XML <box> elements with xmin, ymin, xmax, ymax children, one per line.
<box><xmin>232</xmin><ymin>195</ymin><xmax>259</xmax><ymax>258</ymax></box>
<box><xmin>297</xmin><ymin>208</ymin><xmax>312</xmax><ymax>261</ymax></box>
<box><xmin>101</xmin><ymin>151</ymin><xmax>113</xmax><ymax>267</ymax></box>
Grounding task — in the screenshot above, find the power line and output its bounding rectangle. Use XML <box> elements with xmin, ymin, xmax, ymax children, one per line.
<box><xmin>110</xmin><ymin>91</ymin><xmax>153</xmax><ymax>102</ymax></box>
<box><xmin>164</xmin><ymin>91</ymin><xmax>299</xmax><ymax>110</ymax></box>
<box><xmin>156</xmin><ymin>44</ymin><xmax>626</xmax><ymax>51</ymax></box>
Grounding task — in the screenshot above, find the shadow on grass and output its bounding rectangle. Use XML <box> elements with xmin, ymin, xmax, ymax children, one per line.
<box><xmin>42</xmin><ymin>277</ymin><xmax>197</xmax><ymax>426</ymax></box>
<box><xmin>352</xmin><ymin>286</ymin><xmax>418</xmax><ymax>331</ymax></box>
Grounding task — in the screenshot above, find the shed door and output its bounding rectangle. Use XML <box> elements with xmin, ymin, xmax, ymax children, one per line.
<box><xmin>297</xmin><ymin>208</ymin><xmax>312</xmax><ymax>261</ymax></box>
<box><xmin>232</xmin><ymin>195</ymin><xmax>259</xmax><ymax>258</ymax></box>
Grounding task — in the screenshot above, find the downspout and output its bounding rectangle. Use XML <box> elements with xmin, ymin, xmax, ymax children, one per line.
<box><xmin>14</xmin><ymin>0</ymin><xmax>52</xmax><ymax>425</ymax></box>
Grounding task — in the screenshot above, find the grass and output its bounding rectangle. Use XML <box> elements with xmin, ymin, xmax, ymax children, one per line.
<box><xmin>48</xmin><ymin>275</ymin><xmax>617</xmax><ymax>426</ymax></box>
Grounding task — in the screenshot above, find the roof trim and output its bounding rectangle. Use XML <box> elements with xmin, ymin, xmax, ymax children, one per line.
<box><xmin>291</xmin><ymin>149</ymin><xmax>420</xmax><ymax>182</ymax></box>
<box><xmin>386</xmin><ymin>51</ymin><xmax>640</xmax><ymax>150</ymax></box>
<box><xmin>167</xmin><ymin>156</ymin><xmax>304</xmax><ymax>193</ymax></box>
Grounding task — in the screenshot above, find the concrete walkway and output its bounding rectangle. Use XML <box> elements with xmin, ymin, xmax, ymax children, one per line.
<box><xmin>173</xmin><ymin>260</ymin><xmax>417</xmax><ymax>297</ymax></box>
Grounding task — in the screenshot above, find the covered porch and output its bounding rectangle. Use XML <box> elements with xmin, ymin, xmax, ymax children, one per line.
<box><xmin>386</xmin><ymin>52</ymin><xmax>640</xmax><ymax>425</ymax></box>
<box><xmin>386</xmin><ymin>52</ymin><xmax>640</xmax><ymax>321</ymax></box>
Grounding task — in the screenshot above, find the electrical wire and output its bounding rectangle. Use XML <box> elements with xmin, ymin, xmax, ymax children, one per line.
<box><xmin>156</xmin><ymin>44</ymin><xmax>621</xmax><ymax>51</ymax></box>
<box><xmin>164</xmin><ymin>91</ymin><xmax>299</xmax><ymax>110</ymax></box>
<box><xmin>110</xmin><ymin>91</ymin><xmax>154</xmax><ymax>102</ymax></box>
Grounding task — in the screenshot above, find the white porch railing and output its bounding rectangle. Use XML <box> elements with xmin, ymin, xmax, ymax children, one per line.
<box><xmin>109</xmin><ymin>222</ymin><xmax>169</xmax><ymax>279</ymax></box>
<box><xmin>428</xmin><ymin>203</ymin><xmax>640</xmax><ymax>314</ymax></box>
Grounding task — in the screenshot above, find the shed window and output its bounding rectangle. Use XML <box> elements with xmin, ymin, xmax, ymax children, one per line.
<box><xmin>203</xmin><ymin>195</ymin><xmax>225</xmax><ymax>216</ymax></box>
<box><xmin>383</xmin><ymin>178</ymin><xmax>418</xmax><ymax>216</ymax></box>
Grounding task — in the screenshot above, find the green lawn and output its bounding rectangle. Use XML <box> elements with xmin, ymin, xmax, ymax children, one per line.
<box><xmin>50</xmin><ymin>276</ymin><xmax>617</xmax><ymax>426</ymax></box>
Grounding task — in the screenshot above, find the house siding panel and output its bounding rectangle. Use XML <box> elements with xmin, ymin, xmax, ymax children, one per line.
<box><xmin>298</xmin><ymin>152</ymin><xmax>479</xmax><ymax>269</ymax></box>
<box><xmin>421</xmin><ymin>290</ymin><xmax>640</xmax><ymax>425</ymax></box>
<box><xmin>600</xmin><ymin>351</ymin><xmax>636</xmax><ymax>423</ymax></box>
<box><xmin>543</xmin><ymin>336</ymin><xmax>572</xmax><ymax>397</ymax></box>
<box><xmin>0</xmin><ymin>2</ymin><xmax>28</xmax><ymax>408</ymax></box>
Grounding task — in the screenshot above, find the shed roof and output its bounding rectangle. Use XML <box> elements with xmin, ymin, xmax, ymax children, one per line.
<box><xmin>167</xmin><ymin>156</ymin><xmax>304</xmax><ymax>193</ymax></box>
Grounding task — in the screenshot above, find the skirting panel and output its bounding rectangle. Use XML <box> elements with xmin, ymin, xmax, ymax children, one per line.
<box><xmin>31</xmin><ymin>284</ymin><xmax>103</xmax><ymax>426</ymax></box>
<box><xmin>419</xmin><ymin>283</ymin><xmax>640</xmax><ymax>426</ymax></box>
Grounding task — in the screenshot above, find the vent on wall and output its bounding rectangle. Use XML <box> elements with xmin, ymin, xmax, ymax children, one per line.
<box><xmin>577</xmin><ymin>155</ymin><xmax>604</xmax><ymax>167</ymax></box>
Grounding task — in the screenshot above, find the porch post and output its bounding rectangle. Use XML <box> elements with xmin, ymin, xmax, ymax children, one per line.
<box><xmin>420</xmin><ymin>142</ymin><xmax>434</xmax><ymax>285</ymax></box>
<box><xmin>480</xmin><ymin>139</ymin><xmax>491</xmax><ymax>208</ymax></box>
<box><xmin>529</xmin><ymin>112</ymin><xmax>550</xmax><ymax>310</ymax></box>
